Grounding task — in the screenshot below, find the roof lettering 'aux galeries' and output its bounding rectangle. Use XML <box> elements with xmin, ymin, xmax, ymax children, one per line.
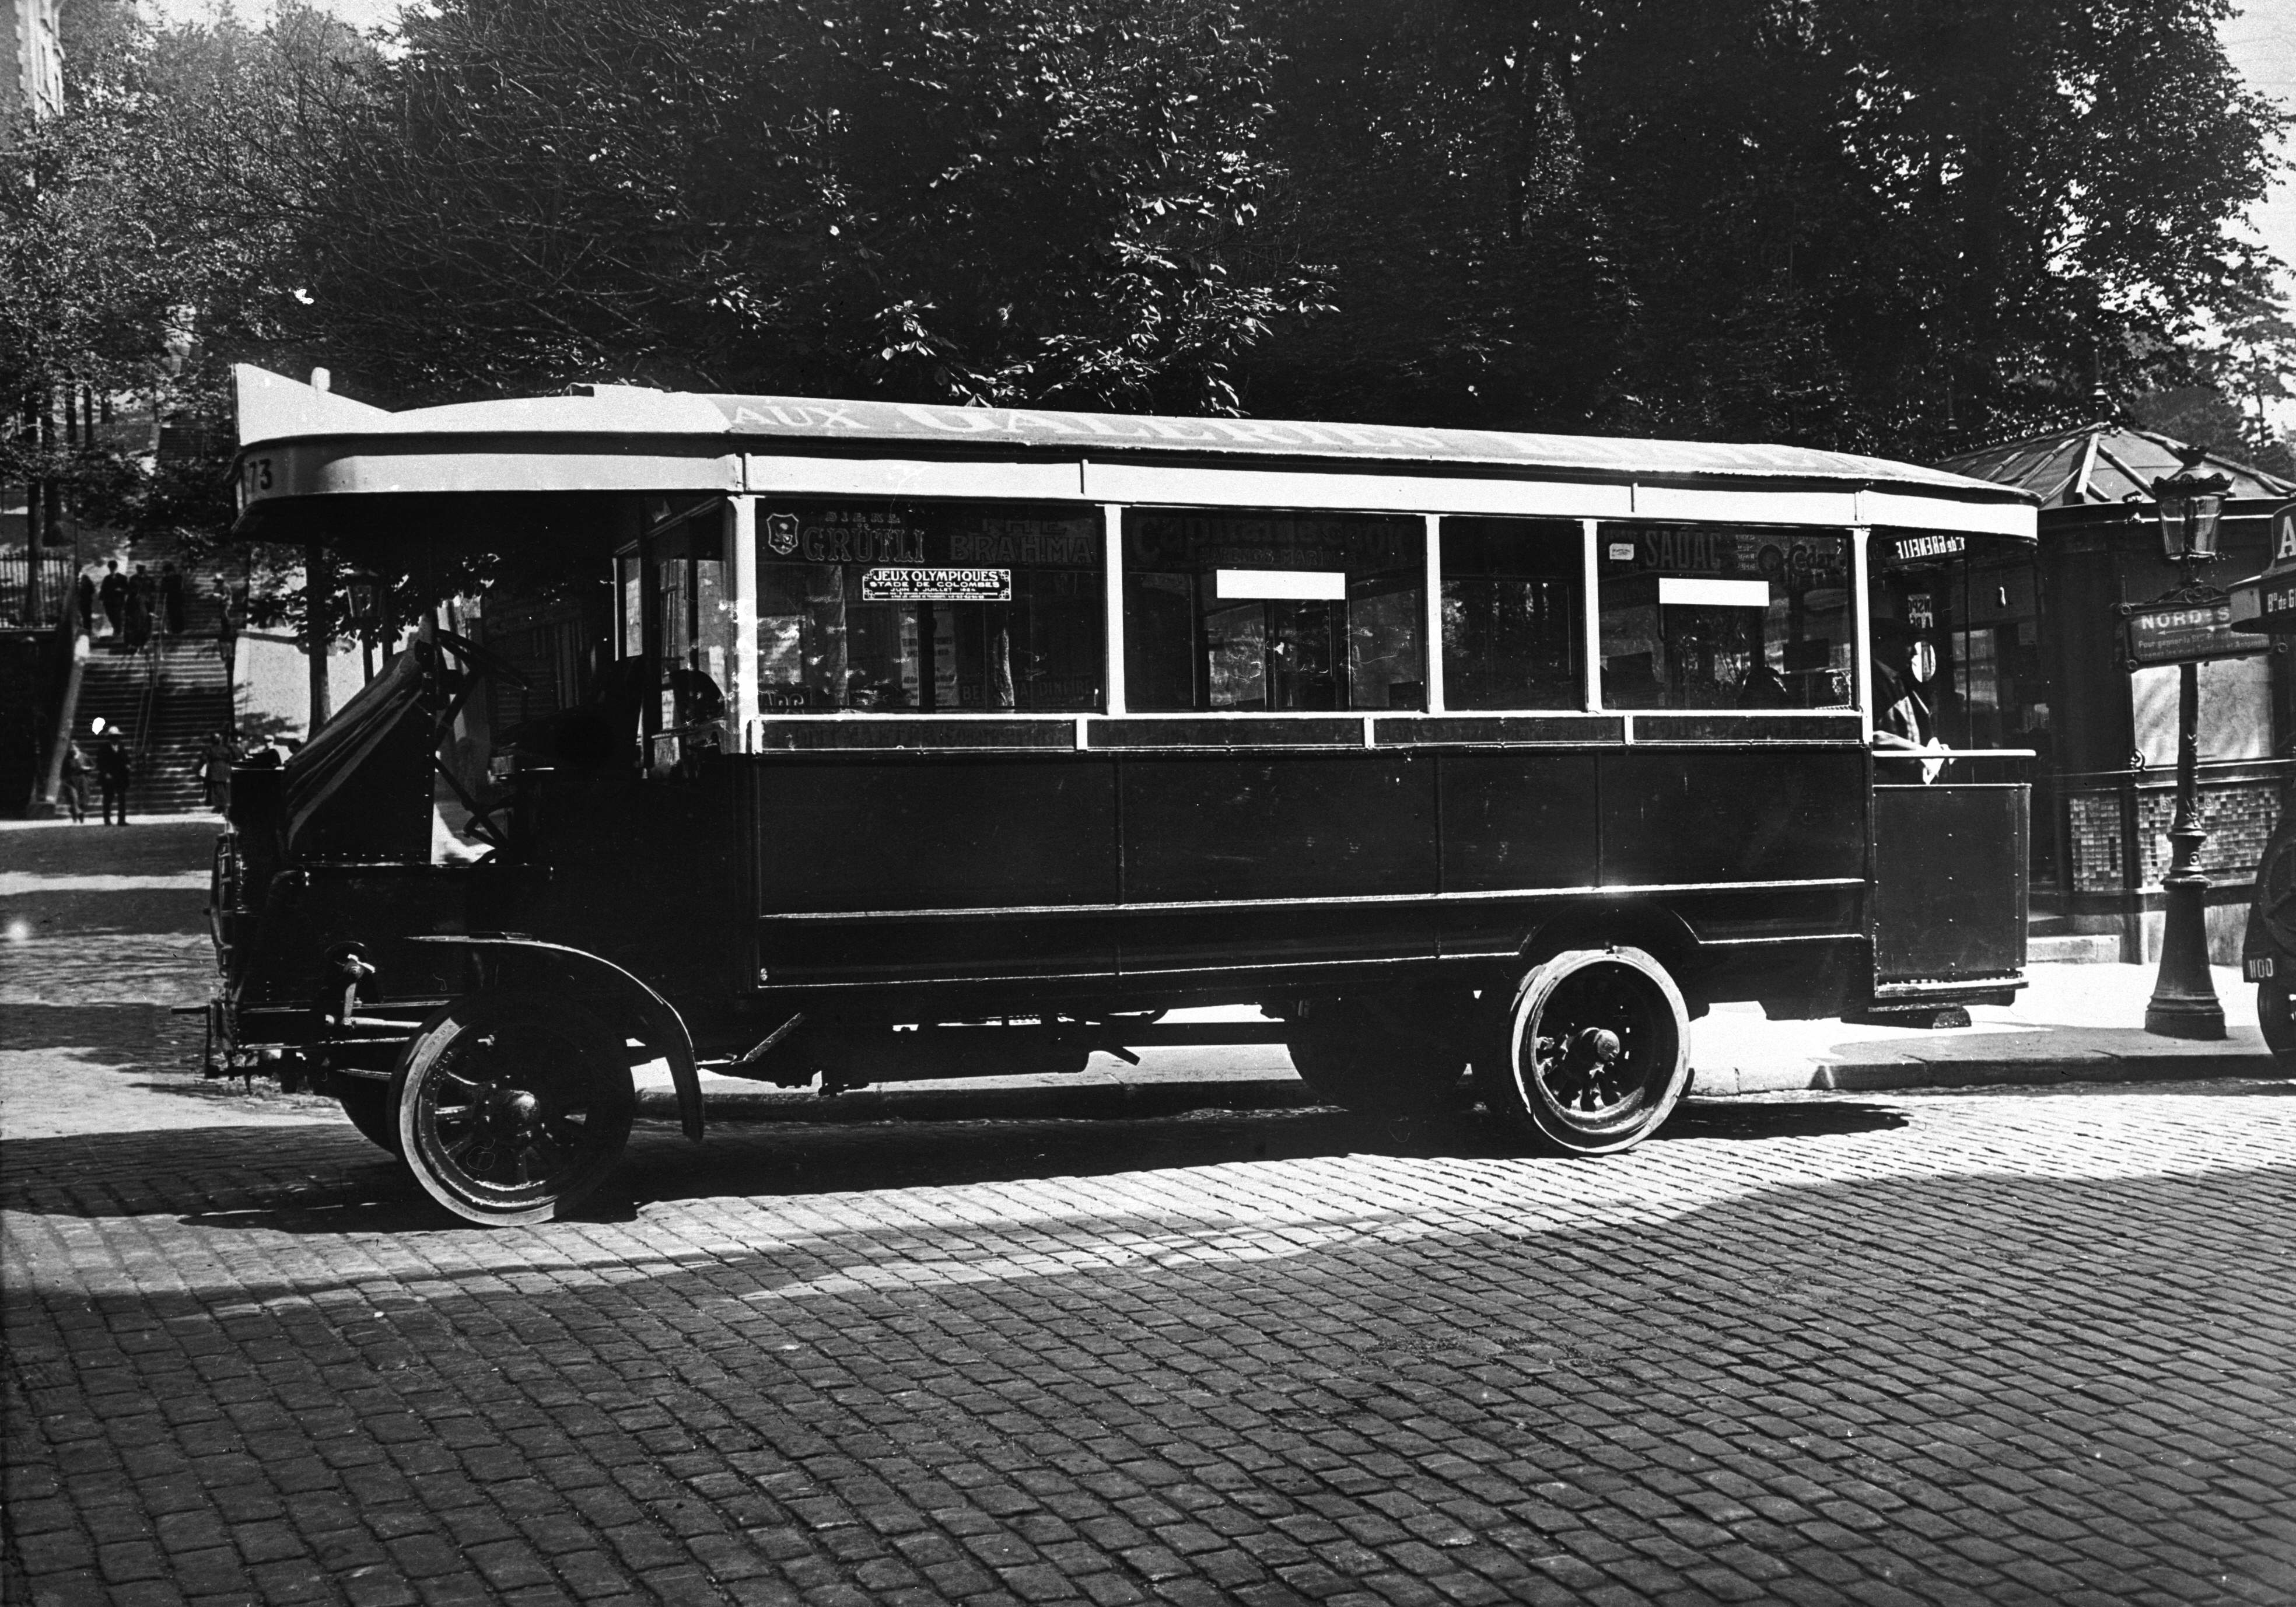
<box><xmin>230</xmin><ymin>365</ymin><xmax>2038</xmax><ymax>539</ymax></box>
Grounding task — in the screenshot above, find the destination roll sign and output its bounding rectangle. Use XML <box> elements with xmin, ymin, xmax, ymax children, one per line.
<box><xmin>2228</xmin><ymin>502</ymin><xmax>2296</xmax><ymax>634</ymax></box>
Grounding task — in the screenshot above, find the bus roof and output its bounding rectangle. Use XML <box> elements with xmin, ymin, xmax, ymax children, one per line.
<box><xmin>230</xmin><ymin>365</ymin><xmax>2036</xmax><ymax>538</ymax></box>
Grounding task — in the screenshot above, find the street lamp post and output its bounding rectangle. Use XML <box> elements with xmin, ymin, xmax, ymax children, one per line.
<box><xmin>2144</xmin><ymin>457</ymin><xmax>2234</xmax><ymax>1039</ymax></box>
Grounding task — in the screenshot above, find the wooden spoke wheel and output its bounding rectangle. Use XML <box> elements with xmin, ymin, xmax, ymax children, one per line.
<box><xmin>392</xmin><ymin>991</ymin><xmax>635</xmax><ymax>1226</ymax></box>
<box><xmin>1479</xmin><ymin>947</ymin><xmax>1690</xmax><ymax>1154</ymax></box>
<box><xmin>336</xmin><ymin>1079</ymin><xmax>404</xmax><ymax>1157</ymax></box>
<box><xmin>1287</xmin><ymin>995</ymin><xmax>1471</xmax><ymax>1117</ymax></box>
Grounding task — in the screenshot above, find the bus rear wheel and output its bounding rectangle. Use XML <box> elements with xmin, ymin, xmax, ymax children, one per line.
<box><xmin>1479</xmin><ymin>947</ymin><xmax>1690</xmax><ymax>1154</ymax></box>
<box><xmin>392</xmin><ymin>990</ymin><xmax>635</xmax><ymax>1226</ymax></box>
<box><xmin>1287</xmin><ymin>995</ymin><xmax>1469</xmax><ymax>1116</ymax></box>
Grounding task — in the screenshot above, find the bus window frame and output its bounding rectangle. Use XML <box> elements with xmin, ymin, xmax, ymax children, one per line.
<box><xmin>1433</xmin><ymin>513</ymin><xmax>1594</xmax><ymax>715</ymax></box>
<box><xmin>1590</xmin><ymin>519</ymin><xmax>1863</xmax><ymax>718</ymax></box>
<box><xmin>736</xmin><ymin>496</ymin><xmax>1110</xmax><ymax>724</ymax></box>
<box><xmin>707</xmin><ymin>492</ymin><xmax>1891</xmax><ymax>738</ymax></box>
<box><xmin>1117</xmin><ymin>503</ymin><xmax>1436</xmax><ymax>716</ymax></box>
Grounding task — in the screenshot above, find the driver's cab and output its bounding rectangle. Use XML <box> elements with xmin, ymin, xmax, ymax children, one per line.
<box><xmin>618</xmin><ymin>496</ymin><xmax>736</xmax><ymax>778</ymax></box>
<box><xmin>1860</xmin><ymin>528</ymin><xmax>2042</xmax><ymax>1013</ymax></box>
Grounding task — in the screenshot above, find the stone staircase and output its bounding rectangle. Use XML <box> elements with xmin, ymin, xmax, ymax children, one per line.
<box><xmin>72</xmin><ymin>575</ymin><xmax>233</xmax><ymax>816</ymax></box>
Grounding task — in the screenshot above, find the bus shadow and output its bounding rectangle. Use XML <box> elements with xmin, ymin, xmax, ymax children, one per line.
<box><xmin>2</xmin><ymin>1100</ymin><xmax>1912</xmax><ymax>1234</ymax></box>
<box><xmin>597</xmin><ymin>1100</ymin><xmax>1912</xmax><ymax>1218</ymax></box>
<box><xmin>0</xmin><ymin>1097</ymin><xmax>1910</xmax><ymax>1240</ymax></box>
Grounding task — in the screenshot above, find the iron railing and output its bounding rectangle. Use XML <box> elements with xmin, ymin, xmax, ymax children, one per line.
<box><xmin>0</xmin><ymin>551</ymin><xmax>80</xmax><ymax>629</ymax></box>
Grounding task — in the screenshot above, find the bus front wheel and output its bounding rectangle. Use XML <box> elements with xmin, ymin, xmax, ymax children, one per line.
<box><xmin>392</xmin><ymin>990</ymin><xmax>635</xmax><ymax>1226</ymax></box>
<box><xmin>1479</xmin><ymin>947</ymin><xmax>1691</xmax><ymax>1154</ymax></box>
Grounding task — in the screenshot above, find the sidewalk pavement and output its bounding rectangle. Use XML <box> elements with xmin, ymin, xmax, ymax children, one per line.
<box><xmin>635</xmin><ymin>960</ymin><xmax>2288</xmax><ymax>1123</ymax></box>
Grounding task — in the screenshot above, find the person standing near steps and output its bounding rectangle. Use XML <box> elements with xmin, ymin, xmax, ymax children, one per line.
<box><xmin>197</xmin><ymin>731</ymin><xmax>235</xmax><ymax>813</ymax></box>
<box><xmin>91</xmin><ymin>720</ymin><xmax>133</xmax><ymax>826</ymax></box>
<box><xmin>98</xmin><ymin>562</ymin><xmax>127</xmax><ymax>642</ymax></box>
<box><xmin>59</xmin><ymin>737</ymin><xmax>89</xmax><ymax>823</ymax></box>
<box><xmin>160</xmin><ymin>563</ymin><xmax>186</xmax><ymax>637</ymax></box>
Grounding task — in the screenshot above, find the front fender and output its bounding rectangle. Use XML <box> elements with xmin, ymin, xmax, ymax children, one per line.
<box><xmin>409</xmin><ymin>934</ymin><xmax>704</xmax><ymax>1141</ymax></box>
<box><xmin>2243</xmin><ymin>780</ymin><xmax>2296</xmax><ymax>971</ymax></box>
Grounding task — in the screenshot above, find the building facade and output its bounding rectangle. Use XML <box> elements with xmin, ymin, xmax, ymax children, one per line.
<box><xmin>2</xmin><ymin>0</ymin><xmax>62</xmax><ymax>140</ymax></box>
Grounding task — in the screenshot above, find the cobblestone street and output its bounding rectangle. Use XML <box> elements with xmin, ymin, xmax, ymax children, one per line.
<box><xmin>5</xmin><ymin>824</ymin><xmax>2296</xmax><ymax>1606</ymax></box>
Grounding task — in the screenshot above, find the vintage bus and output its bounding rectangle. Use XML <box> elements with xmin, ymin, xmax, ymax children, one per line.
<box><xmin>215</xmin><ymin>366</ymin><xmax>2037</xmax><ymax>1223</ymax></box>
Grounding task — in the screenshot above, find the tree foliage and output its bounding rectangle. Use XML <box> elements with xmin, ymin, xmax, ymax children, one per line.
<box><xmin>10</xmin><ymin>0</ymin><xmax>2291</xmax><ymax>631</ymax></box>
<box><xmin>1236</xmin><ymin>0</ymin><xmax>2288</xmax><ymax>456</ymax></box>
<box><xmin>251</xmin><ymin>0</ymin><xmax>1317</xmax><ymax>415</ymax></box>
<box><xmin>4</xmin><ymin>4</ymin><xmax>368</xmax><ymax>541</ymax></box>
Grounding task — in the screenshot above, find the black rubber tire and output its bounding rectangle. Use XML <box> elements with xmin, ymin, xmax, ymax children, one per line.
<box><xmin>2260</xmin><ymin>979</ymin><xmax>2296</xmax><ymax>1066</ymax></box>
<box><xmin>391</xmin><ymin>990</ymin><xmax>635</xmax><ymax>1226</ymax></box>
<box><xmin>1287</xmin><ymin>995</ymin><xmax>1470</xmax><ymax>1116</ymax></box>
<box><xmin>1476</xmin><ymin>946</ymin><xmax>1691</xmax><ymax>1154</ymax></box>
<box><xmin>337</xmin><ymin>1079</ymin><xmax>404</xmax><ymax>1157</ymax></box>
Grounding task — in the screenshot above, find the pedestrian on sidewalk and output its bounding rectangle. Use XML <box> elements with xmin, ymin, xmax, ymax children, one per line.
<box><xmin>91</xmin><ymin>720</ymin><xmax>132</xmax><ymax>826</ymax></box>
<box><xmin>160</xmin><ymin>564</ymin><xmax>186</xmax><ymax>637</ymax></box>
<box><xmin>74</xmin><ymin>570</ymin><xmax>95</xmax><ymax>637</ymax></box>
<box><xmin>98</xmin><ymin>562</ymin><xmax>127</xmax><ymax>641</ymax></box>
<box><xmin>59</xmin><ymin>738</ymin><xmax>89</xmax><ymax>823</ymax></box>
<box><xmin>197</xmin><ymin>731</ymin><xmax>234</xmax><ymax>813</ymax></box>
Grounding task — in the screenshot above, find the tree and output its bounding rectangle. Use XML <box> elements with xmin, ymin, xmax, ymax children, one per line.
<box><xmin>2202</xmin><ymin>283</ymin><xmax>2296</xmax><ymax>475</ymax></box>
<box><xmin>49</xmin><ymin>0</ymin><xmax>2290</xmax><ymax>647</ymax></box>
<box><xmin>0</xmin><ymin>64</ymin><xmax>191</xmax><ymax>603</ymax></box>
<box><xmin>233</xmin><ymin>0</ymin><xmax>1317</xmax><ymax>418</ymax></box>
<box><xmin>1236</xmin><ymin>0</ymin><xmax>2290</xmax><ymax>456</ymax></box>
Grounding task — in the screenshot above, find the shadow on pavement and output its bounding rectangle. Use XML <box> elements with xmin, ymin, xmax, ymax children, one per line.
<box><xmin>0</xmin><ymin>1002</ymin><xmax>196</xmax><ymax>1055</ymax></box>
<box><xmin>2</xmin><ymin>1096</ymin><xmax>1917</xmax><ymax>1234</ymax></box>
<box><xmin>0</xmin><ymin>1003</ymin><xmax>345</xmax><ymax>1122</ymax></box>
<box><xmin>0</xmin><ymin>887</ymin><xmax>209</xmax><ymax>936</ymax></box>
<box><xmin>5</xmin><ymin>1118</ymin><xmax>2292</xmax><ymax>1607</ymax></box>
<box><xmin>0</xmin><ymin>818</ymin><xmax>222</xmax><ymax>877</ymax></box>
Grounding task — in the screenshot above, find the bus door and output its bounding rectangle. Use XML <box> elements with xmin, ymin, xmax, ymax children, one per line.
<box><xmin>1867</xmin><ymin>531</ymin><xmax>2035</xmax><ymax>1001</ymax></box>
<box><xmin>629</xmin><ymin>499</ymin><xmax>736</xmax><ymax>777</ymax></box>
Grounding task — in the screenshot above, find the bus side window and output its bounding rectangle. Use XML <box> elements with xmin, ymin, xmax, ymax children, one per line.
<box><xmin>639</xmin><ymin>508</ymin><xmax>737</xmax><ymax>776</ymax></box>
<box><xmin>1597</xmin><ymin>524</ymin><xmax>1854</xmax><ymax>711</ymax></box>
<box><xmin>752</xmin><ymin>502</ymin><xmax>1103</xmax><ymax>713</ymax></box>
<box><xmin>1440</xmin><ymin>518</ymin><xmax>1583</xmax><ymax>710</ymax></box>
<box><xmin>1123</xmin><ymin>509</ymin><xmax>1426</xmax><ymax>712</ymax></box>
<box><xmin>617</xmin><ymin>553</ymin><xmax>642</xmax><ymax>659</ymax></box>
